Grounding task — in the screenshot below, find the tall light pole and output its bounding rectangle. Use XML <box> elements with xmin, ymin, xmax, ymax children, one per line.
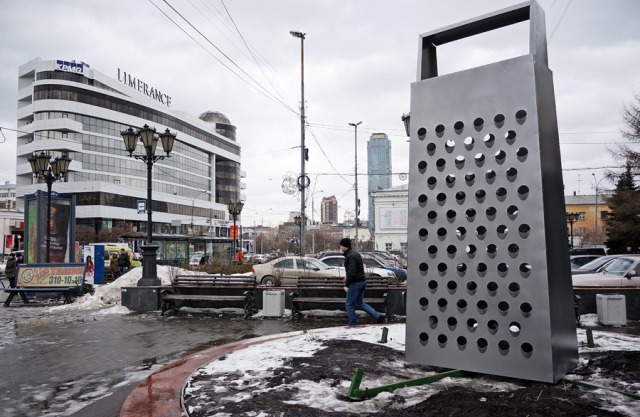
<box><xmin>227</xmin><ymin>201</ymin><xmax>244</xmax><ymax>260</ymax></box>
<box><xmin>191</xmin><ymin>190</ymin><xmax>211</xmax><ymax>234</ymax></box>
<box><xmin>291</xmin><ymin>30</ymin><xmax>308</xmax><ymax>256</ymax></box>
<box><xmin>592</xmin><ymin>173</ymin><xmax>606</xmax><ymax>245</ymax></box>
<box><xmin>310</xmin><ymin>189</ymin><xmax>324</xmax><ymax>254</ymax></box>
<box><xmin>28</xmin><ymin>151</ymin><xmax>72</xmax><ymax>263</ymax></box>
<box><xmin>349</xmin><ymin>121</ymin><xmax>362</xmax><ymax>250</ymax></box>
<box><xmin>260</xmin><ymin>208</ymin><xmax>272</xmax><ymax>254</ymax></box>
<box><xmin>121</xmin><ymin>124</ymin><xmax>176</xmax><ymax>286</ymax></box>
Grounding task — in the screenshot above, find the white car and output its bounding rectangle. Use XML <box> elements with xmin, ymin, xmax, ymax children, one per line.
<box><xmin>572</xmin><ymin>256</ymin><xmax>640</xmax><ymax>287</ymax></box>
<box><xmin>252</xmin><ymin>256</ymin><xmax>344</xmax><ymax>286</ymax></box>
<box><xmin>319</xmin><ymin>255</ymin><xmax>397</xmax><ymax>282</ymax></box>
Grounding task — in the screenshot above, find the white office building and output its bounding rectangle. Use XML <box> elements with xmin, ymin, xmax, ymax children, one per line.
<box><xmin>15</xmin><ymin>58</ymin><xmax>243</xmax><ymax>241</ymax></box>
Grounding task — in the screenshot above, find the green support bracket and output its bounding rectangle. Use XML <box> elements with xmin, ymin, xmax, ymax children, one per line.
<box><xmin>347</xmin><ymin>368</ymin><xmax>365</xmax><ymax>399</ymax></box>
<box><xmin>379</xmin><ymin>327</ymin><xmax>388</xmax><ymax>343</ymax></box>
<box><xmin>346</xmin><ymin>368</ymin><xmax>463</xmax><ymax>400</ymax></box>
<box><xmin>561</xmin><ymin>378</ymin><xmax>640</xmax><ymax>401</ymax></box>
<box><xmin>586</xmin><ymin>329</ymin><xmax>595</xmax><ymax>348</ymax></box>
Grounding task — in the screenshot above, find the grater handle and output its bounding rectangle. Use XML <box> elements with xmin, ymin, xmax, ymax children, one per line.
<box><xmin>418</xmin><ymin>0</ymin><xmax>547</xmax><ymax>80</ymax></box>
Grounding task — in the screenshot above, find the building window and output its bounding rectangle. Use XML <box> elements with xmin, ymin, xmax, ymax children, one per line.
<box><xmin>401</xmin><ymin>242</ymin><xmax>407</xmax><ymax>253</ymax></box>
<box><xmin>601</xmin><ymin>211</ymin><xmax>609</xmax><ymax>220</ymax></box>
<box><xmin>578</xmin><ymin>212</ymin><xmax>586</xmax><ymax>220</ymax></box>
<box><xmin>578</xmin><ymin>227</ymin><xmax>585</xmax><ymax>235</ymax></box>
<box><xmin>385</xmin><ymin>243</ymin><xmax>392</xmax><ymax>251</ymax></box>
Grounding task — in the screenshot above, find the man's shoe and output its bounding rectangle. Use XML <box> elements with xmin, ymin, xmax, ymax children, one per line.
<box><xmin>376</xmin><ymin>314</ymin><xmax>386</xmax><ymax>324</ymax></box>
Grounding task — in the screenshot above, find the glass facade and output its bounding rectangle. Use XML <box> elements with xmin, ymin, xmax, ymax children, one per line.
<box><xmin>17</xmin><ymin>60</ymin><xmax>241</xmax><ymax>237</ymax></box>
<box><xmin>367</xmin><ymin>133</ymin><xmax>392</xmax><ymax>230</ymax></box>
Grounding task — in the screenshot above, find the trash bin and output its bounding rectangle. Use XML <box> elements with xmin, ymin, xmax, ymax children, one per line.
<box><xmin>262</xmin><ymin>290</ymin><xmax>285</xmax><ymax>317</ymax></box>
<box><xmin>596</xmin><ymin>294</ymin><xmax>626</xmax><ymax>326</ymax></box>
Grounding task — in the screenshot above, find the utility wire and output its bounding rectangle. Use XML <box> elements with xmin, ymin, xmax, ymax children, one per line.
<box><xmin>220</xmin><ymin>0</ymin><xmax>290</xmax><ymax>107</ymax></box>
<box><xmin>151</xmin><ymin>0</ymin><xmax>297</xmax><ymax>116</ymax></box>
<box><xmin>549</xmin><ymin>0</ymin><xmax>573</xmax><ymax>42</ymax></box>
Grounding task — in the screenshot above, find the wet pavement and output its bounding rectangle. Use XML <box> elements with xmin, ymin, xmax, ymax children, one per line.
<box><xmin>0</xmin><ymin>294</ymin><xmax>348</xmax><ymax>417</ymax></box>
<box><xmin>2</xmin><ymin>291</ymin><xmax>638</xmax><ymax>417</ymax></box>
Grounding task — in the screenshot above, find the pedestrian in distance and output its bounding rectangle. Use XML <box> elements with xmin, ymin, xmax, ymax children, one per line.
<box><xmin>236</xmin><ymin>250</ymin><xmax>244</xmax><ymax>263</ymax></box>
<box><xmin>339</xmin><ymin>238</ymin><xmax>385</xmax><ymax>326</ymax></box>
<box><xmin>5</xmin><ymin>253</ymin><xmax>17</xmax><ymax>288</ymax></box>
<box><xmin>85</xmin><ymin>255</ymin><xmax>94</xmax><ymax>275</ymax></box>
<box><xmin>16</xmin><ymin>253</ymin><xmax>24</xmax><ymax>265</ymax></box>
<box><xmin>118</xmin><ymin>248</ymin><xmax>131</xmax><ymax>276</ymax></box>
<box><xmin>110</xmin><ymin>254</ymin><xmax>119</xmax><ymax>279</ymax></box>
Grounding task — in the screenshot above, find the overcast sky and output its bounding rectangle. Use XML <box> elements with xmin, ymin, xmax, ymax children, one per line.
<box><xmin>1</xmin><ymin>0</ymin><xmax>639</xmax><ymax>227</ymax></box>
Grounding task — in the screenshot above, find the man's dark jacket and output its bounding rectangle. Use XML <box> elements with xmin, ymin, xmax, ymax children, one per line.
<box><xmin>343</xmin><ymin>248</ymin><xmax>366</xmax><ymax>286</ymax></box>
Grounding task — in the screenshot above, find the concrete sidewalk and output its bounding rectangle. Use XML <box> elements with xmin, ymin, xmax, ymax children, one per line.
<box><xmin>119</xmin><ymin>330</ymin><xmax>310</xmax><ymax>417</ymax></box>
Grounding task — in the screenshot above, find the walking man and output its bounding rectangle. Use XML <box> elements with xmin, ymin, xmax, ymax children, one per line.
<box><xmin>340</xmin><ymin>238</ymin><xmax>385</xmax><ymax>326</ymax></box>
<box><xmin>5</xmin><ymin>253</ymin><xmax>17</xmax><ymax>288</ymax></box>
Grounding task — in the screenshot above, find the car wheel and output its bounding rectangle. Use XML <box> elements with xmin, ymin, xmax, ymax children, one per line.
<box><xmin>261</xmin><ymin>276</ymin><xmax>276</xmax><ymax>286</ymax></box>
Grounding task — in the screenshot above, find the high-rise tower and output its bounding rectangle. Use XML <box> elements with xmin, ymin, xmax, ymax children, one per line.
<box><xmin>367</xmin><ymin>133</ymin><xmax>392</xmax><ymax>230</ymax></box>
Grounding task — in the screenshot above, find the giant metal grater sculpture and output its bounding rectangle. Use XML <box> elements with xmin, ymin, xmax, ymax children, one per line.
<box><xmin>405</xmin><ymin>1</ymin><xmax>578</xmax><ymax>383</ymax></box>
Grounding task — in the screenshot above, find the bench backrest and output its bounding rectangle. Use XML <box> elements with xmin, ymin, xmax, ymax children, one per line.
<box><xmin>297</xmin><ymin>276</ymin><xmax>389</xmax><ymax>288</ymax></box>
<box><xmin>15</xmin><ymin>263</ymin><xmax>86</xmax><ymax>289</ymax></box>
<box><xmin>173</xmin><ymin>275</ymin><xmax>256</xmax><ymax>287</ymax></box>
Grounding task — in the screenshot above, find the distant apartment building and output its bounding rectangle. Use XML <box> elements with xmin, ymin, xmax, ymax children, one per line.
<box><xmin>321</xmin><ymin>195</ymin><xmax>338</xmax><ymax>224</ymax></box>
<box><xmin>367</xmin><ymin>133</ymin><xmax>392</xmax><ymax>230</ymax></box>
<box><xmin>0</xmin><ymin>181</ymin><xmax>16</xmax><ymax>210</ymax></box>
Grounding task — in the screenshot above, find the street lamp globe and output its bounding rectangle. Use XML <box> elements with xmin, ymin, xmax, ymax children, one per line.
<box><xmin>121</xmin><ymin>127</ymin><xmax>138</xmax><ymax>154</ymax></box>
<box><xmin>159</xmin><ymin>128</ymin><xmax>176</xmax><ymax>155</ymax></box>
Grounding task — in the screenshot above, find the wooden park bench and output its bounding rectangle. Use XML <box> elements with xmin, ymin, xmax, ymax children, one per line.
<box><xmin>161</xmin><ymin>275</ymin><xmax>257</xmax><ymax>318</ymax></box>
<box><xmin>4</xmin><ymin>263</ymin><xmax>86</xmax><ymax>307</ymax></box>
<box><xmin>289</xmin><ymin>276</ymin><xmax>389</xmax><ymax>322</ymax></box>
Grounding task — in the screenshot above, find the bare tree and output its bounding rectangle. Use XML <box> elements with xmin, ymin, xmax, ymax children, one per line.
<box><xmin>97</xmin><ymin>226</ymin><xmax>127</xmax><ymax>243</ymax></box>
<box><xmin>75</xmin><ymin>225</ymin><xmax>97</xmax><ymax>245</ymax></box>
<box><xmin>611</xmin><ymin>93</ymin><xmax>640</xmax><ymax>177</ymax></box>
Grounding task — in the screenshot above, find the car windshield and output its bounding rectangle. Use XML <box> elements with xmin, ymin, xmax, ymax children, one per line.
<box><xmin>603</xmin><ymin>258</ymin><xmax>634</xmax><ymax>276</ymax></box>
<box><xmin>577</xmin><ymin>256</ymin><xmax>613</xmax><ymax>271</ymax></box>
<box><xmin>302</xmin><ymin>258</ymin><xmax>332</xmax><ymax>270</ymax></box>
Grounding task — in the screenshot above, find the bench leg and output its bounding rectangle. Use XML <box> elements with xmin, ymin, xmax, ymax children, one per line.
<box><xmin>161</xmin><ymin>300</ymin><xmax>173</xmax><ymax>316</ymax></box>
<box><xmin>244</xmin><ymin>294</ymin><xmax>256</xmax><ymax>319</ymax></box>
<box><xmin>4</xmin><ymin>292</ymin><xmax>15</xmax><ymax>307</ymax></box>
<box><xmin>291</xmin><ymin>301</ymin><xmax>300</xmax><ymax>322</ymax></box>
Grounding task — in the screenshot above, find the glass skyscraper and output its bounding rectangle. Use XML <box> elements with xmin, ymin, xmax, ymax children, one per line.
<box><xmin>367</xmin><ymin>133</ymin><xmax>392</xmax><ymax>230</ymax></box>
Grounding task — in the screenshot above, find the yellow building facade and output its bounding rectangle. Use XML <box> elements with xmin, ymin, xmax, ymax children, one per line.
<box><xmin>565</xmin><ymin>194</ymin><xmax>611</xmax><ymax>246</ymax></box>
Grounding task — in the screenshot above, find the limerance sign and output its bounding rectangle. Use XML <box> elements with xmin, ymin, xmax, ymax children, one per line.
<box><xmin>117</xmin><ymin>68</ymin><xmax>172</xmax><ymax>107</ymax></box>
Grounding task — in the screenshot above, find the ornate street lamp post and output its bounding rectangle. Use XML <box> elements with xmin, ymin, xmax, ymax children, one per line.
<box><xmin>121</xmin><ymin>124</ymin><xmax>176</xmax><ymax>286</ymax></box>
<box><xmin>227</xmin><ymin>201</ymin><xmax>244</xmax><ymax>259</ymax></box>
<box><xmin>28</xmin><ymin>151</ymin><xmax>72</xmax><ymax>262</ymax></box>
<box><xmin>566</xmin><ymin>212</ymin><xmax>580</xmax><ymax>249</ymax></box>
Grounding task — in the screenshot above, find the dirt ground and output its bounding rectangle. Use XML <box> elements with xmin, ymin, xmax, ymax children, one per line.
<box><xmin>185</xmin><ymin>339</ymin><xmax>640</xmax><ymax>416</ymax></box>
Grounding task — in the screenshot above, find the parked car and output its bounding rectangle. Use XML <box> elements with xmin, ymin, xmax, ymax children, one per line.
<box><xmin>189</xmin><ymin>252</ymin><xmax>206</xmax><ymax>266</ymax></box>
<box><xmin>319</xmin><ymin>255</ymin><xmax>397</xmax><ymax>282</ymax></box>
<box><xmin>252</xmin><ymin>256</ymin><xmax>344</xmax><ymax>286</ymax></box>
<box><xmin>570</xmin><ymin>255</ymin><xmax>602</xmax><ymax>269</ymax></box>
<box><xmin>361</xmin><ymin>253</ymin><xmax>407</xmax><ymax>283</ymax></box>
<box><xmin>570</xmin><ymin>247</ymin><xmax>607</xmax><ymax>256</ymax></box>
<box><xmin>363</xmin><ymin>251</ymin><xmax>407</xmax><ymax>270</ymax></box>
<box><xmin>247</xmin><ymin>254</ymin><xmax>269</xmax><ymax>264</ymax></box>
<box><xmin>0</xmin><ymin>259</ymin><xmax>5</xmax><ymax>276</ymax></box>
<box><xmin>572</xmin><ymin>256</ymin><xmax>640</xmax><ymax>287</ymax></box>
<box><xmin>572</xmin><ymin>255</ymin><xmax>622</xmax><ymax>275</ymax></box>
